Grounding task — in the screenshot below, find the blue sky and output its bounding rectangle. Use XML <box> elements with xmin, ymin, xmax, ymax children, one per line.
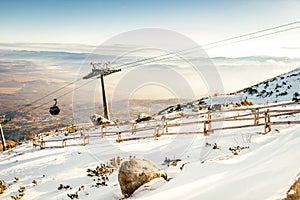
<box><xmin>0</xmin><ymin>0</ymin><xmax>300</xmax><ymax>57</ymax></box>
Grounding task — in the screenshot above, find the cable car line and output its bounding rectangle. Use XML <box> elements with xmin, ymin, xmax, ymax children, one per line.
<box><xmin>202</xmin><ymin>20</ymin><xmax>300</xmax><ymax>47</ymax></box>
<box><xmin>117</xmin><ymin>20</ymin><xmax>300</xmax><ymax>70</ymax></box>
<box><xmin>120</xmin><ymin>23</ymin><xmax>300</xmax><ymax>70</ymax></box>
<box><xmin>205</xmin><ymin>25</ymin><xmax>300</xmax><ymax>50</ymax></box>
<box><xmin>14</xmin><ymin>77</ymin><xmax>82</xmax><ymax>113</ymax></box>
<box><xmin>28</xmin><ymin>78</ymin><xmax>98</xmax><ymax>114</ymax></box>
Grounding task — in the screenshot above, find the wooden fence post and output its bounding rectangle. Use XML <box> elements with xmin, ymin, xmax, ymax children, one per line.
<box><xmin>165</xmin><ymin>121</ymin><xmax>168</xmax><ymax>133</ymax></box>
<box><xmin>62</xmin><ymin>139</ymin><xmax>67</xmax><ymax>148</ymax></box>
<box><xmin>263</xmin><ymin>109</ymin><xmax>271</xmax><ymax>134</ymax></box>
<box><xmin>154</xmin><ymin>126</ymin><xmax>160</xmax><ymax>140</ymax></box>
<box><xmin>83</xmin><ymin>135</ymin><xmax>90</xmax><ymax>145</ymax></box>
<box><xmin>153</xmin><ymin>126</ymin><xmax>159</xmax><ymax>140</ymax></box>
<box><xmin>83</xmin><ymin>136</ymin><xmax>86</xmax><ymax>145</ymax></box>
<box><xmin>101</xmin><ymin>125</ymin><xmax>106</xmax><ymax>135</ymax></box>
<box><xmin>32</xmin><ymin>137</ymin><xmax>38</xmax><ymax>148</ymax></box>
<box><xmin>41</xmin><ymin>140</ymin><xmax>45</xmax><ymax>149</ymax></box>
<box><xmin>132</xmin><ymin>123</ymin><xmax>137</xmax><ymax>134</ymax></box>
<box><xmin>264</xmin><ymin>110</ymin><xmax>267</xmax><ymax>133</ymax></box>
<box><xmin>267</xmin><ymin>109</ymin><xmax>271</xmax><ymax>132</ymax></box>
<box><xmin>203</xmin><ymin>121</ymin><xmax>208</xmax><ymax>136</ymax></box>
<box><xmin>254</xmin><ymin>108</ymin><xmax>259</xmax><ymax>125</ymax></box>
<box><xmin>203</xmin><ymin>112</ymin><xmax>212</xmax><ymax>136</ymax></box>
<box><xmin>161</xmin><ymin>116</ymin><xmax>166</xmax><ymax>134</ymax></box>
<box><xmin>161</xmin><ymin>116</ymin><xmax>165</xmax><ymax>134</ymax></box>
<box><xmin>116</xmin><ymin>132</ymin><xmax>122</xmax><ymax>142</ymax></box>
<box><xmin>208</xmin><ymin>112</ymin><xmax>212</xmax><ymax>130</ymax></box>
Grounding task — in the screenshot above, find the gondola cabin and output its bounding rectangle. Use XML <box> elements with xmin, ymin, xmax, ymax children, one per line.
<box><xmin>49</xmin><ymin>99</ymin><xmax>60</xmax><ymax>115</ymax></box>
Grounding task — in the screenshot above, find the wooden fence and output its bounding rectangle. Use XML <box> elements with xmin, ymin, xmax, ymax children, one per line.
<box><xmin>33</xmin><ymin>101</ymin><xmax>300</xmax><ymax>148</ymax></box>
<box><xmin>33</xmin><ymin>133</ymin><xmax>90</xmax><ymax>149</ymax></box>
<box><xmin>112</xmin><ymin>101</ymin><xmax>300</xmax><ymax>142</ymax></box>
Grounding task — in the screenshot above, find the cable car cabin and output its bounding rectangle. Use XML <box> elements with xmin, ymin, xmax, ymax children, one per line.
<box><xmin>49</xmin><ymin>106</ymin><xmax>60</xmax><ymax>115</ymax></box>
<box><xmin>49</xmin><ymin>99</ymin><xmax>60</xmax><ymax>115</ymax></box>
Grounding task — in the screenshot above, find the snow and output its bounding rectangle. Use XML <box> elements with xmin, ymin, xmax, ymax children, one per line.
<box><xmin>1</xmin><ymin>101</ymin><xmax>299</xmax><ymax>200</ymax></box>
<box><xmin>0</xmin><ymin>68</ymin><xmax>300</xmax><ymax>200</ymax></box>
<box><xmin>236</xmin><ymin>67</ymin><xmax>300</xmax><ymax>103</ymax></box>
<box><xmin>139</xmin><ymin>126</ymin><xmax>300</xmax><ymax>200</ymax></box>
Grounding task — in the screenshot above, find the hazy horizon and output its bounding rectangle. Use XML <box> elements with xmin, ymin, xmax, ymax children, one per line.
<box><xmin>1</xmin><ymin>47</ymin><xmax>299</xmax><ymax>98</ymax></box>
<box><xmin>1</xmin><ymin>0</ymin><xmax>300</xmax><ymax>57</ymax></box>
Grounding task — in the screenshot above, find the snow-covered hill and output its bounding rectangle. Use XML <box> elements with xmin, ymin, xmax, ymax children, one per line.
<box><xmin>0</xmin><ymin>68</ymin><xmax>300</xmax><ymax>200</ymax></box>
<box><xmin>158</xmin><ymin>67</ymin><xmax>300</xmax><ymax>115</ymax></box>
<box><xmin>236</xmin><ymin>67</ymin><xmax>300</xmax><ymax>102</ymax></box>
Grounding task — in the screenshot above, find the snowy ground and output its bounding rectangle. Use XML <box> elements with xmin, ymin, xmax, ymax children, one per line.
<box><xmin>0</xmin><ymin>101</ymin><xmax>300</xmax><ymax>200</ymax></box>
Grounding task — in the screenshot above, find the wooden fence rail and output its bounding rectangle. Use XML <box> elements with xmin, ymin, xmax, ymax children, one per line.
<box><xmin>32</xmin><ymin>101</ymin><xmax>300</xmax><ymax>147</ymax></box>
<box><xmin>114</xmin><ymin>120</ymin><xmax>300</xmax><ymax>142</ymax></box>
<box><xmin>33</xmin><ymin>134</ymin><xmax>90</xmax><ymax>149</ymax></box>
<box><xmin>113</xmin><ymin>106</ymin><xmax>300</xmax><ymax>142</ymax></box>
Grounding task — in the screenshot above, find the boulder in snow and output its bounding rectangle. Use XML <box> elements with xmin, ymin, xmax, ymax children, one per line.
<box><xmin>210</xmin><ymin>104</ymin><xmax>223</xmax><ymax>111</ymax></box>
<box><xmin>90</xmin><ymin>114</ymin><xmax>113</xmax><ymax>126</ymax></box>
<box><xmin>135</xmin><ymin>113</ymin><xmax>153</xmax><ymax>123</ymax></box>
<box><xmin>118</xmin><ymin>158</ymin><xmax>167</xmax><ymax>197</ymax></box>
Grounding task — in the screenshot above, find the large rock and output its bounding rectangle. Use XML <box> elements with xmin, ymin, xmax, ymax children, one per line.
<box><xmin>135</xmin><ymin>113</ymin><xmax>153</xmax><ymax>123</ymax></box>
<box><xmin>90</xmin><ymin>114</ymin><xmax>113</xmax><ymax>126</ymax></box>
<box><xmin>118</xmin><ymin>158</ymin><xmax>167</xmax><ymax>197</ymax></box>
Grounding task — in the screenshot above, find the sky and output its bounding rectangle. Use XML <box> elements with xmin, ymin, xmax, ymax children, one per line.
<box><xmin>0</xmin><ymin>0</ymin><xmax>300</xmax><ymax>57</ymax></box>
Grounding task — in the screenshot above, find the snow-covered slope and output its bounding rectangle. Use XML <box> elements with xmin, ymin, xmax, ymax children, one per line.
<box><xmin>0</xmin><ymin>101</ymin><xmax>300</xmax><ymax>200</ymax></box>
<box><xmin>158</xmin><ymin>67</ymin><xmax>300</xmax><ymax>115</ymax></box>
<box><xmin>236</xmin><ymin>67</ymin><xmax>300</xmax><ymax>102</ymax></box>
<box><xmin>1</xmin><ymin>68</ymin><xmax>300</xmax><ymax>200</ymax></box>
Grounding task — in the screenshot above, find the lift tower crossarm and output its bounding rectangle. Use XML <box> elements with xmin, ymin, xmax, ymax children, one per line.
<box><xmin>83</xmin><ymin>68</ymin><xmax>121</xmax><ymax>79</ymax></box>
<box><xmin>83</xmin><ymin>62</ymin><xmax>121</xmax><ymax>79</ymax></box>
